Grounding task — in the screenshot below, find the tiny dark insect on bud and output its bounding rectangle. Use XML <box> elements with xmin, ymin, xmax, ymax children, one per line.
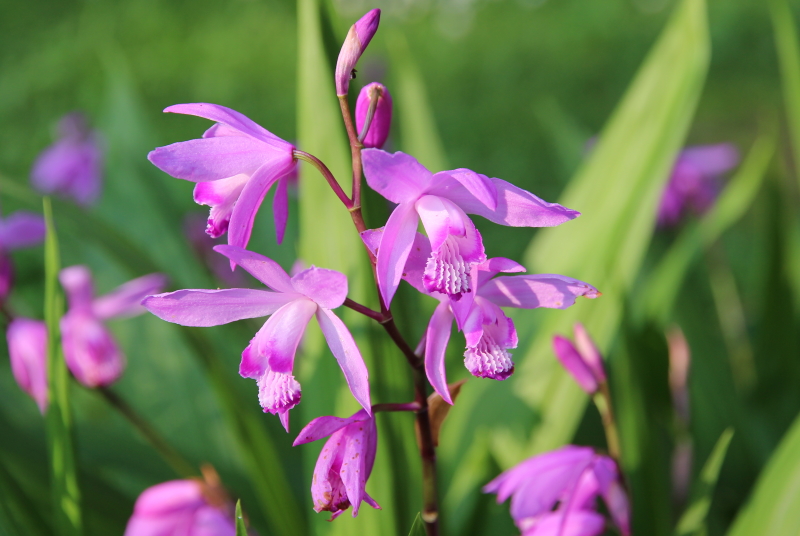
<box><xmin>350</xmin><ymin>69</ymin><xmax>358</xmax><ymax>80</ymax></box>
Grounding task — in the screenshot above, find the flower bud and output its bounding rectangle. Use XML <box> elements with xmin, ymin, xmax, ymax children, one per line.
<box><xmin>552</xmin><ymin>335</ymin><xmax>598</xmax><ymax>394</ymax></box>
<box><xmin>356</xmin><ymin>83</ymin><xmax>393</xmax><ymax>148</ymax></box>
<box><xmin>335</xmin><ymin>9</ymin><xmax>380</xmax><ymax>96</ymax></box>
<box><xmin>7</xmin><ymin>318</ymin><xmax>48</xmax><ymax>413</ymax></box>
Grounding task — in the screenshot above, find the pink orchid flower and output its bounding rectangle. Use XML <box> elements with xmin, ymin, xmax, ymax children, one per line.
<box><xmin>552</xmin><ymin>323</ymin><xmax>606</xmax><ymax>395</ymax></box>
<box><xmin>7</xmin><ymin>318</ymin><xmax>49</xmax><ymax>413</ymax></box>
<box><xmin>148</xmin><ymin>103</ymin><xmax>298</xmax><ymax>249</ymax></box>
<box><xmin>143</xmin><ymin>246</ymin><xmax>370</xmax><ymax>432</ymax></box>
<box><xmin>59</xmin><ymin>266</ymin><xmax>167</xmax><ymax>387</ymax></box>
<box><xmin>293</xmin><ymin>409</ymin><xmax>380</xmax><ymax>519</ymax></box>
<box><xmin>0</xmin><ymin>211</ymin><xmax>46</xmax><ymax>301</ymax></box>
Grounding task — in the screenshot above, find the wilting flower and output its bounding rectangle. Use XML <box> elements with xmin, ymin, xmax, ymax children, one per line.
<box><xmin>484</xmin><ymin>446</ymin><xmax>630</xmax><ymax>536</ymax></box>
<box><xmin>124</xmin><ymin>479</ymin><xmax>235</xmax><ymax>536</ymax></box>
<box><xmin>7</xmin><ymin>318</ymin><xmax>48</xmax><ymax>413</ymax></box>
<box><xmin>362</xmin><ymin>229</ymin><xmax>598</xmax><ymax>402</ymax></box>
<box><xmin>363</xmin><ymin>150</ymin><xmax>580</xmax><ymax>309</ymax></box>
<box><xmin>0</xmin><ymin>211</ymin><xmax>46</xmax><ymax>302</ymax></box>
<box><xmin>657</xmin><ymin>144</ymin><xmax>739</xmax><ymax>227</ymax></box>
<box><xmin>335</xmin><ymin>9</ymin><xmax>381</xmax><ymax>96</ymax></box>
<box><xmin>552</xmin><ymin>323</ymin><xmax>606</xmax><ymax>395</ymax></box>
<box><xmin>31</xmin><ymin>112</ymin><xmax>103</xmax><ymax>206</ymax></box>
<box><xmin>148</xmin><ymin>103</ymin><xmax>298</xmax><ymax>248</ymax></box>
<box><xmin>59</xmin><ymin>266</ymin><xmax>167</xmax><ymax>388</ymax></box>
<box><xmin>143</xmin><ymin>246</ymin><xmax>370</xmax><ymax>431</ymax></box>
<box><xmin>293</xmin><ymin>409</ymin><xmax>380</xmax><ymax>519</ymax></box>
<box><xmin>356</xmin><ymin>82</ymin><xmax>392</xmax><ymax>149</ymax></box>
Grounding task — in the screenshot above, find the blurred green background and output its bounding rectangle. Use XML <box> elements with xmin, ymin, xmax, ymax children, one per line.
<box><xmin>1</xmin><ymin>0</ymin><xmax>799</xmax><ymax>535</ymax></box>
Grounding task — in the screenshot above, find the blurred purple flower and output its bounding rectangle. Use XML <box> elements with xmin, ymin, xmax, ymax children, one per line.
<box><xmin>0</xmin><ymin>211</ymin><xmax>46</xmax><ymax>302</ymax></box>
<box><xmin>336</xmin><ymin>9</ymin><xmax>381</xmax><ymax>96</ymax></box>
<box><xmin>31</xmin><ymin>113</ymin><xmax>103</xmax><ymax>206</ymax></box>
<box><xmin>657</xmin><ymin>144</ymin><xmax>739</xmax><ymax>227</ymax></box>
<box><xmin>552</xmin><ymin>323</ymin><xmax>606</xmax><ymax>395</ymax></box>
<box><xmin>7</xmin><ymin>318</ymin><xmax>48</xmax><ymax>413</ymax></box>
<box><xmin>293</xmin><ymin>409</ymin><xmax>380</xmax><ymax>519</ymax></box>
<box><xmin>143</xmin><ymin>246</ymin><xmax>370</xmax><ymax>431</ymax></box>
<box><xmin>124</xmin><ymin>479</ymin><xmax>235</xmax><ymax>536</ymax></box>
<box><xmin>59</xmin><ymin>266</ymin><xmax>167</xmax><ymax>387</ymax></box>
<box><xmin>362</xmin><ymin>149</ymin><xmax>580</xmax><ymax>310</ymax></box>
<box><xmin>362</xmin><ymin>230</ymin><xmax>598</xmax><ymax>403</ymax></box>
<box><xmin>484</xmin><ymin>446</ymin><xmax>630</xmax><ymax>536</ymax></box>
<box><xmin>356</xmin><ymin>82</ymin><xmax>392</xmax><ymax>148</ymax></box>
<box><xmin>148</xmin><ymin>104</ymin><xmax>297</xmax><ymax>249</ymax></box>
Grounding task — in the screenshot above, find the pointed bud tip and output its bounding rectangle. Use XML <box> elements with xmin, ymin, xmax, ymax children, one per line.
<box><xmin>354</xmin><ymin>9</ymin><xmax>380</xmax><ymax>48</ymax></box>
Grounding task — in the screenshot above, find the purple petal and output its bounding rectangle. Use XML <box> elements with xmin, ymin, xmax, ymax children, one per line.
<box><xmin>521</xmin><ymin>510</ymin><xmax>605</xmax><ymax>536</ymax></box>
<box><xmin>291</xmin><ymin>267</ymin><xmax>348</xmax><ymax>309</ymax></box>
<box><xmin>293</xmin><ymin>409</ymin><xmax>371</xmax><ymax>446</ymax></box>
<box><xmin>212</xmin><ymin>245</ymin><xmax>295</xmax><ymax>293</ymax></box>
<box><xmin>59</xmin><ymin>265</ymin><xmax>94</xmax><ymax>312</ymax></box>
<box><xmin>593</xmin><ymin>457</ymin><xmax>630</xmax><ymax>536</ymax></box>
<box><xmin>191</xmin><ymin>506</ymin><xmax>237</xmax><ymax>536</ymax></box>
<box><xmin>377</xmin><ymin>202</ymin><xmax>419</xmax><ymax>307</ymax></box>
<box><xmin>203</xmin><ymin>123</ymin><xmax>244</xmax><ymax>138</ymax></box>
<box><xmin>193</xmin><ymin>174</ymin><xmax>249</xmax><ymax>238</ymax></box>
<box><xmin>463</xmin><ymin>306</ymin><xmax>516</xmax><ymax>381</ymax></box>
<box><xmin>61</xmin><ymin>312</ymin><xmax>124</xmax><ymax>387</ymax></box>
<box><xmin>130</xmin><ymin>480</ymin><xmax>205</xmax><ymax>516</ymax></box>
<box><xmin>257</xmin><ymin>369</ymin><xmax>301</xmax><ymax>428</ymax></box>
<box><xmin>341</xmin><ymin>423</ymin><xmax>369</xmax><ymax>516</ymax></box>
<box><xmin>143</xmin><ymin>289</ymin><xmax>296</xmax><ymax>327</ymax></box>
<box><xmin>479</xmin><ymin>274</ymin><xmax>599</xmax><ymax>310</ymax></box>
<box><xmin>476</xmin><ymin>257</ymin><xmax>526</xmax><ymax>288</ymax></box>
<box><xmin>148</xmin><ymin>136</ymin><xmax>276</xmax><ymax>182</ymax></box>
<box><xmin>433</xmin><ymin>168</ymin><xmax>497</xmax><ymax>210</ymax></box>
<box><xmin>227</xmin><ymin>155</ymin><xmax>296</xmax><ymax>252</ymax></box>
<box><xmin>362</xmin><ymin>149</ymin><xmax>429</xmax><ymax>204</ymax></box>
<box><xmin>92</xmin><ymin>273</ymin><xmax>167</xmax><ymax>320</ymax></box>
<box><xmin>572</xmin><ymin>323</ymin><xmax>606</xmax><ymax>384</ymax></box>
<box><xmin>273</xmin><ymin>174</ymin><xmax>290</xmax><ymax>244</ymax></box>
<box><xmin>31</xmin><ymin>137</ymin><xmax>103</xmax><ymax>206</ymax></box>
<box><xmin>356</xmin><ymin>83</ymin><xmax>392</xmax><ymax>149</ymax></box>
<box><xmin>316</xmin><ymin>308</ymin><xmax>371</xmax><ymax>414</ymax></box>
<box><xmin>361</xmin><ymin>228</ymin><xmax>431</xmax><ymax>294</ymax></box>
<box><xmin>0</xmin><ymin>212</ymin><xmax>45</xmax><ymax>250</ymax></box>
<box><xmin>7</xmin><ymin>318</ymin><xmax>48</xmax><ymax>413</ymax></box>
<box><xmin>164</xmin><ymin>103</ymin><xmax>292</xmax><ymax>149</ymax></box>
<box><xmin>680</xmin><ymin>143</ymin><xmax>740</xmax><ymax>177</ymax></box>
<box><xmin>416</xmin><ymin>195</ymin><xmax>457</xmax><ymax>252</ymax></box>
<box><xmin>425</xmin><ymin>301</ymin><xmax>455</xmax><ymax>404</ymax></box>
<box><xmin>552</xmin><ymin>336</ymin><xmax>599</xmax><ymax>394</ymax></box>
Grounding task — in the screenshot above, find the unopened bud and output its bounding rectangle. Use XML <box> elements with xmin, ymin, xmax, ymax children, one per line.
<box><xmin>356</xmin><ymin>82</ymin><xmax>393</xmax><ymax>148</ymax></box>
<box><xmin>335</xmin><ymin>9</ymin><xmax>380</xmax><ymax>96</ymax></box>
<box><xmin>552</xmin><ymin>335</ymin><xmax>599</xmax><ymax>394</ymax></box>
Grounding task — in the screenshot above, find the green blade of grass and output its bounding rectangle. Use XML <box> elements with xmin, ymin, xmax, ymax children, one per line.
<box><xmin>408</xmin><ymin>513</ymin><xmax>425</xmax><ymax>536</ymax></box>
<box><xmin>770</xmin><ymin>0</ymin><xmax>800</xmax><ymax>189</ymax></box>
<box><xmin>235</xmin><ymin>499</ymin><xmax>247</xmax><ymax>536</ymax></box>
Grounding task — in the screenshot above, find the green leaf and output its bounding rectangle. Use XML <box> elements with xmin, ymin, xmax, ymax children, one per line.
<box><xmin>770</xmin><ymin>0</ymin><xmax>800</xmax><ymax>189</ymax></box>
<box><xmin>675</xmin><ymin>427</ymin><xmax>734</xmax><ymax>536</ymax></box>
<box><xmin>235</xmin><ymin>500</ymin><xmax>247</xmax><ymax>536</ymax></box>
<box><xmin>408</xmin><ymin>513</ymin><xmax>425</xmax><ymax>536</ymax></box>
<box><xmin>727</xmin><ymin>411</ymin><xmax>800</xmax><ymax>536</ymax></box>
<box><xmin>43</xmin><ymin>197</ymin><xmax>83</xmax><ymax>536</ymax></box>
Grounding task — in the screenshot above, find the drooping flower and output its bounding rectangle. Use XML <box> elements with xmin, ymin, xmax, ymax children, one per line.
<box><xmin>362</xmin><ymin>149</ymin><xmax>580</xmax><ymax>310</ymax></box>
<box><xmin>356</xmin><ymin>82</ymin><xmax>392</xmax><ymax>149</ymax></box>
<box><xmin>148</xmin><ymin>103</ymin><xmax>297</xmax><ymax>248</ymax></box>
<box><xmin>484</xmin><ymin>446</ymin><xmax>630</xmax><ymax>536</ymax></box>
<box><xmin>143</xmin><ymin>246</ymin><xmax>370</xmax><ymax>431</ymax></box>
<box><xmin>552</xmin><ymin>323</ymin><xmax>606</xmax><ymax>395</ymax></box>
<box><xmin>0</xmin><ymin>211</ymin><xmax>46</xmax><ymax>302</ymax></box>
<box><xmin>7</xmin><ymin>318</ymin><xmax>48</xmax><ymax>413</ymax></box>
<box><xmin>293</xmin><ymin>409</ymin><xmax>380</xmax><ymax>519</ymax></box>
<box><xmin>31</xmin><ymin>112</ymin><xmax>103</xmax><ymax>206</ymax></box>
<box><xmin>335</xmin><ymin>9</ymin><xmax>381</xmax><ymax>96</ymax></box>
<box><xmin>59</xmin><ymin>266</ymin><xmax>167</xmax><ymax>388</ymax></box>
<box><xmin>124</xmin><ymin>479</ymin><xmax>235</xmax><ymax>536</ymax></box>
<box><xmin>657</xmin><ymin>144</ymin><xmax>739</xmax><ymax>227</ymax></box>
<box><xmin>361</xmin><ymin>229</ymin><xmax>598</xmax><ymax>403</ymax></box>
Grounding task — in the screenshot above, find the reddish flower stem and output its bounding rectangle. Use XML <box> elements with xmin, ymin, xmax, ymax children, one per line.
<box><xmin>339</xmin><ymin>96</ymin><xmax>364</xmax><ymax>210</ymax></box>
<box><xmin>293</xmin><ymin>150</ymin><xmax>352</xmax><ymax>209</ymax></box>
<box><xmin>372</xmin><ymin>402</ymin><xmax>421</xmax><ymax>413</ymax></box>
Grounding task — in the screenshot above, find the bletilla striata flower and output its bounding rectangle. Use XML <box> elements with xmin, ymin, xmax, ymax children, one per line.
<box><xmin>552</xmin><ymin>323</ymin><xmax>606</xmax><ymax>395</ymax></box>
<box><xmin>362</xmin><ymin>149</ymin><xmax>580</xmax><ymax>310</ymax></box>
<box><xmin>7</xmin><ymin>318</ymin><xmax>48</xmax><ymax>413</ymax></box>
<box><xmin>293</xmin><ymin>409</ymin><xmax>380</xmax><ymax>519</ymax></box>
<box><xmin>143</xmin><ymin>246</ymin><xmax>370</xmax><ymax>431</ymax></box>
<box><xmin>335</xmin><ymin>9</ymin><xmax>381</xmax><ymax>96</ymax></box>
<box><xmin>356</xmin><ymin>82</ymin><xmax>392</xmax><ymax>149</ymax></box>
<box><xmin>59</xmin><ymin>266</ymin><xmax>167</xmax><ymax>388</ymax></box>
<box><xmin>124</xmin><ymin>479</ymin><xmax>235</xmax><ymax>536</ymax></box>
<box><xmin>0</xmin><ymin>211</ymin><xmax>46</xmax><ymax>301</ymax></box>
<box><xmin>484</xmin><ymin>446</ymin><xmax>630</xmax><ymax>536</ymax></box>
<box><xmin>31</xmin><ymin>112</ymin><xmax>103</xmax><ymax>206</ymax></box>
<box><xmin>657</xmin><ymin>143</ymin><xmax>739</xmax><ymax>227</ymax></box>
<box><xmin>148</xmin><ymin>103</ymin><xmax>298</xmax><ymax>249</ymax></box>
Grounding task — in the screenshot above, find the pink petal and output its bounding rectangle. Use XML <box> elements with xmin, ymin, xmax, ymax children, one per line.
<box><xmin>131</xmin><ymin>480</ymin><xmax>205</xmax><ymax>515</ymax></box>
<box><xmin>362</xmin><ymin>149</ymin><xmax>429</xmax><ymax>204</ymax></box>
<box><xmin>573</xmin><ymin>323</ymin><xmax>606</xmax><ymax>384</ymax></box>
<box><xmin>292</xmin><ymin>409</ymin><xmax>370</xmax><ymax>446</ymax></box>
<box><xmin>479</xmin><ymin>274</ymin><xmax>599</xmax><ymax>310</ymax></box>
<box><xmin>521</xmin><ymin>510</ymin><xmax>605</xmax><ymax>536</ymax></box>
<box><xmin>191</xmin><ymin>505</ymin><xmax>237</xmax><ymax>536</ymax></box>
<box><xmin>341</xmin><ymin>424</ymin><xmax>369</xmax><ymax>515</ymax></box>
<box><xmin>475</xmin><ymin>257</ymin><xmax>526</xmax><ymax>287</ymax></box>
<box><xmin>164</xmin><ymin>103</ymin><xmax>292</xmax><ymax>149</ymax></box>
<box><xmin>291</xmin><ymin>267</ymin><xmax>348</xmax><ymax>309</ymax></box>
<box><xmin>273</xmin><ymin>174</ymin><xmax>290</xmax><ymax>244</ymax></box>
<box><xmin>242</xmin><ymin>298</ymin><xmax>317</xmax><ymax>376</ymax></box>
<box><xmin>193</xmin><ymin>174</ymin><xmax>249</xmax><ymax>238</ymax></box>
<box><xmin>552</xmin><ymin>336</ymin><xmax>599</xmax><ymax>394</ymax></box>
<box><xmin>203</xmin><ymin>122</ymin><xmax>244</xmax><ymax>138</ymax></box>
<box><xmin>92</xmin><ymin>273</ymin><xmax>167</xmax><ymax>320</ymax></box>
<box><xmin>361</xmin><ymin>228</ymin><xmax>431</xmax><ymax>294</ymax></box>
<box><xmin>376</xmin><ymin>202</ymin><xmax>419</xmax><ymax>307</ymax></box>
<box><xmin>680</xmin><ymin>143</ymin><xmax>739</xmax><ymax>177</ymax></box>
<box><xmin>416</xmin><ymin>195</ymin><xmax>454</xmax><ymax>252</ymax></box>
<box><xmin>0</xmin><ymin>212</ymin><xmax>45</xmax><ymax>250</ymax></box>
<box><xmin>59</xmin><ymin>265</ymin><xmax>94</xmax><ymax>312</ymax></box>
<box><xmin>425</xmin><ymin>301</ymin><xmax>455</xmax><ymax>404</ymax></box>
<box><xmin>432</xmin><ymin>168</ymin><xmax>497</xmax><ymax>211</ymax></box>
<box><xmin>148</xmin><ymin>136</ymin><xmax>275</xmax><ymax>182</ymax></box>
<box><xmin>143</xmin><ymin>289</ymin><xmax>296</xmax><ymax>327</ymax></box>
<box><xmin>61</xmin><ymin>312</ymin><xmax>124</xmax><ymax>387</ymax></box>
<box><xmin>212</xmin><ymin>245</ymin><xmax>295</xmax><ymax>293</ymax></box>
<box><xmin>7</xmin><ymin>318</ymin><xmax>48</xmax><ymax>413</ymax></box>
<box><xmin>316</xmin><ymin>308</ymin><xmax>371</xmax><ymax>414</ymax></box>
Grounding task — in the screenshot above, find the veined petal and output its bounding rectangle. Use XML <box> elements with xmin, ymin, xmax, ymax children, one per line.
<box><xmin>425</xmin><ymin>301</ymin><xmax>455</xmax><ymax>404</ymax></box>
<box><xmin>212</xmin><ymin>245</ymin><xmax>295</xmax><ymax>293</ymax></box>
<box><xmin>292</xmin><ymin>409</ymin><xmax>371</xmax><ymax>446</ymax></box>
<box><xmin>432</xmin><ymin>168</ymin><xmax>497</xmax><ymax>210</ymax></box>
<box><xmin>377</xmin><ymin>202</ymin><xmax>419</xmax><ymax>307</ymax></box>
<box><xmin>479</xmin><ymin>274</ymin><xmax>599</xmax><ymax>310</ymax></box>
<box><xmin>148</xmin><ymin>136</ymin><xmax>274</xmax><ymax>182</ymax></box>
<box><xmin>361</xmin><ymin>228</ymin><xmax>431</xmax><ymax>294</ymax></box>
<box><xmin>362</xmin><ymin>149</ymin><xmax>429</xmax><ymax>204</ymax></box>
<box><xmin>93</xmin><ymin>273</ymin><xmax>167</xmax><ymax>320</ymax></box>
<box><xmin>341</xmin><ymin>424</ymin><xmax>369</xmax><ymax>516</ymax></box>
<box><xmin>316</xmin><ymin>308</ymin><xmax>371</xmax><ymax>414</ymax></box>
<box><xmin>242</xmin><ymin>298</ymin><xmax>317</xmax><ymax>376</ymax></box>
<box><xmin>228</xmin><ymin>156</ymin><xmax>296</xmax><ymax>252</ymax></box>
<box><xmin>193</xmin><ymin>174</ymin><xmax>249</xmax><ymax>238</ymax></box>
<box><xmin>292</xmin><ymin>267</ymin><xmax>348</xmax><ymax>309</ymax></box>
<box><xmin>273</xmin><ymin>174</ymin><xmax>290</xmax><ymax>244</ymax></box>
<box><xmin>165</xmin><ymin>103</ymin><xmax>292</xmax><ymax>149</ymax></box>
<box><xmin>0</xmin><ymin>212</ymin><xmax>45</xmax><ymax>250</ymax></box>
<box><xmin>143</xmin><ymin>289</ymin><xmax>296</xmax><ymax>327</ymax></box>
